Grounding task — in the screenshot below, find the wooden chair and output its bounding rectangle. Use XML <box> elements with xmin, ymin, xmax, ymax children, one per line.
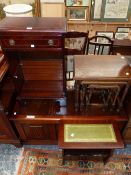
<box><xmin>64</xmin><ymin>31</ymin><xmax>89</xmax><ymax>90</ymax></box>
<box><xmin>86</xmin><ymin>35</ymin><xmax>113</xmax><ymax>55</ymax></box>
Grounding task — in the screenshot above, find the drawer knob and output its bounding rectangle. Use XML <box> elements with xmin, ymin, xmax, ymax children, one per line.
<box><xmin>48</xmin><ymin>39</ymin><xmax>54</xmax><ymax>46</ymax></box>
<box><xmin>9</xmin><ymin>39</ymin><xmax>15</xmax><ymax>46</ymax></box>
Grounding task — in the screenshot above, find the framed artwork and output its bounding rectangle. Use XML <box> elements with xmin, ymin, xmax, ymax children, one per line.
<box><xmin>0</xmin><ymin>0</ymin><xmax>40</xmax><ymax>19</ymax></box>
<box><xmin>96</xmin><ymin>31</ymin><xmax>114</xmax><ymax>39</ymax></box>
<box><xmin>65</xmin><ymin>0</ymin><xmax>89</xmax><ymax>7</ymax></box>
<box><xmin>102</xmin><ymin>0</ymin><xmax>131</xmax><ymax>22</ymax></box>
<box><xmin>117</xmin><ymin>27</ymin><xmax>131</xmax><ymax>32</ymax></box>
<box><xmin>95</xmin><ymin>31</ymin><xmax>114</xmax><ymax>44</ymax></box>
<box><xmin>90</xmin><ymin>0</ymin><xmax>103</xmax><ymax>21</ymax></box>
<box><xmin>115</xmin><ymin>32</ymin><xmax>129</xmax><ymax>40</ymax></box>
<box><xmin>91</xmin><ymin>0</ymin><xmax>131</xmax><ymax>22</ymax></box>
<box><xmin>67</xmin><ymin>7</ymin><xmax>87</xmax><ymax>20</ymax></box>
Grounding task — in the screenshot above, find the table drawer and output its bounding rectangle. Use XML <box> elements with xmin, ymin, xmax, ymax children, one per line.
<box><xmin>1</xmin><ymin>36</ymin><xmax>63</xmax><ymax>49</ymax></box>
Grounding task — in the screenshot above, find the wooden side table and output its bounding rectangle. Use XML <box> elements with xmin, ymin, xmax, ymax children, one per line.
<box><xmin>58</xmin><ymin>120</ymin><xmax>124</xmax><ymax>164</ymax></box>
<box><xmin>73</xmin><ymin>55</ymin><xmax>131</xmax><ymax>111</ymax></box>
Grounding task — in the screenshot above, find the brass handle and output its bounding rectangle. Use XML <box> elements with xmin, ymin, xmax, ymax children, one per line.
<box><xmin>9</xmin><ymin>39</ymin><xmax>15</xmax><ymax>46</ymax></box>
<box><xmin>31</xmin><ymin>44</ymin><xmax>35</xmax><ymax>48</ymax></box>
<box><xmin>48</xmin><ymin>39</ymin><xmax>54</xmax><ymax>46</ymax></box>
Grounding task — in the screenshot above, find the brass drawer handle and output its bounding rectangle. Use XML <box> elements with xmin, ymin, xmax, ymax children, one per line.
<box><xmin>48</xmin><ymin>39</ymin><xmax>54</xmax><ymax>46</ymax></box>
<box><xmin>31</xmin><ymin>44</ymin><xmax>35</xmax><ymax>48</ymax></box>
<box><xmin>9</xmin><ymin>39</ymin><xmax>15</xmax><ymax>46</ymax></box>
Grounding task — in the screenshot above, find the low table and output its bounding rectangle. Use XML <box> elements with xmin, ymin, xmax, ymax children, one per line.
<box><xmin>58</xmin><ymin>120</ymin><xmax>124</xmax><ymax>163</ymax></box>
<box><xmin>73</xmin><ymin>55</ymin><xmax>131</xmax><ymax>111</ymax></box>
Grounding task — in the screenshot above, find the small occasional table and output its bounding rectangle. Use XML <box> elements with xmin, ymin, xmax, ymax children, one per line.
<box><xmin>58</xmin><ymin>120</ymin><xmax>124</xmax><ymax>163</ymax></box>
<box><xmin>73</xmin><ymin>55</ymin><xmax>131</xmax><ymax>111</ymax></box>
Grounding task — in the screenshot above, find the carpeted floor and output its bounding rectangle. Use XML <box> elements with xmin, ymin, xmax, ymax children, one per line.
<box><xmin>0</xmin><ymin>144</ymin><xmax>131</xmax><ymax>175</ymax></box>
<box><xmin>17</xmin><ymin>148</ymin><xmax>131</xmax><ymax>175</ymax></box>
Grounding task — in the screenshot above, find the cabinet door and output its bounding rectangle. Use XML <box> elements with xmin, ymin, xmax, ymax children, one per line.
<box><xmin>15</xmin><ymin>122</ymin><xmax>58</xmax><ymax>144</ymax></box>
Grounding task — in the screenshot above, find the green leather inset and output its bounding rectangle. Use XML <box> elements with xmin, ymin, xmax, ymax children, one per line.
<box><xmin>64</xmin><ymin>124</ymin><xmax>117</xmax><ymax>142</ymax></box>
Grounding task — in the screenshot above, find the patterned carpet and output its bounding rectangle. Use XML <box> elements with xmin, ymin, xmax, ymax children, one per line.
<box><xmin>0</xmin><ymin>144</ymin><xmax>131</xmax><ymax>175</ymax></box>
<box><xmin>17</xmin><ymin>148</ymin><xmax>131</xmax><ymax>175</ymax></box>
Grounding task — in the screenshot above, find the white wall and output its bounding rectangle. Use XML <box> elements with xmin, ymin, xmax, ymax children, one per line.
<box><xmin>41</xmin><ymin>0</ymin><xmax>65</xmax><ymax>17</ymax></box>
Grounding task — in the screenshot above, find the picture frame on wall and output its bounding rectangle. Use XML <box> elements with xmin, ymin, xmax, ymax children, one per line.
<box><xmin>117</xmin><ymin>27</ymin><xmax>131</xmax><ymax>33</ymax></box>
<box><xmin>91</xmin><ymin>0</ymin><xmax>131</xmax><ymax>22</ymax></box>
<box><xmin>67</xmin><ymin>7</ymin><xmax>87</xmax><ymax>20</ymax></box>
<box><xmin>65</xmin><ymin>0</ymin><xmax>89</xmax><ymax>7</ymax></box>
<box><xmin>96</xmin><ymin>31</ymin><xmax>114</xmax><ymax>39</ymax></box>
<box><xmin>96</xmin><ymin>31</ymin><xmax>114</xmax><ymax>44</ymax></box>
<box><xmin>115</xmin><ymin>32</ymin><xmax>129</xmax><ymax>40</ymax></box>
<box><xmin>102</xmin><ymin>0</ymin><xmax>131</xmax><ymax>22</ymax></box>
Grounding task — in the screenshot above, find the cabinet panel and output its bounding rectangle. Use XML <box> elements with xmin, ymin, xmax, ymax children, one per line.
<box><xmin>21</xmin><ymin>60</ymin><xmax>63</xmax><ymax>80</ymax></box>
<box><xmin>15</xmin><ymin>121</ymin><xmax>58</xmax><ymax>143</ymax></box>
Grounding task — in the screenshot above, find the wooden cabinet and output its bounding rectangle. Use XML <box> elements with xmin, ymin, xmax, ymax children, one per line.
<box><xmin>0</xmin><ymin>17</ymin><xmax>66</xmax><ymax>100</ymax></box>
<box><xmin>0</xmin><ymin>17</ymin><xmax>66</xmax><ymax>145</ymax></box>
